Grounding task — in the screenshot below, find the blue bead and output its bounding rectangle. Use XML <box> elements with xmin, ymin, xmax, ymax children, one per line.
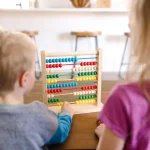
<box><xmin>47</xmin><ymin>85</ymin><xmax>49</xmax><ymax>89</ymax></box>
<box><xmin>68</xmin><ymin>58</ymin><xmax>71</xmax><ymax>62</ymax></box>
<box><xmin>62</xmin><ymin>58</ymin><xmax>65</xmax><ymax>62</ymax></box>
<box><xmin>46</xmin><ymin>59</ymin><xmax>49</xmax><ymax>63</ymax></box>
<box><xmin>50</xmin><ymin>85</ymin><xmax>53</xmax><ymax>88</ymax></box>
<box><xmin>56</xmin><ymin>84</ymin><xmax>59</xmax><ymax>88</ymax></box>
<box><xmin>74</xmin><ymin>57</ymin><xmax>77</xmax><ymax>62</ymax></box>
<box><xmin>65</xmin><ymin>83</ymin><xmax>68</xmax><ymax>87</ymax></box>
<box><xmin>52</xmin><ymin>59</ymin><xmax>55</xmax><ymax>63</ymax></box>
<box><xmin>75</xmin><ymin>82</ymin><xmax>78</xmax><ymax>86</ymax></box>
<box><xmin>55</xmin><ymin>58</ymin><xmax>58</xmax><ymax>62</ymax></box>
<box><xmin>71</xmin><ymin>83</ymin><xmax>74</xmax><ymax>87</ymax></box>
<box><xmin>68</xmin><ymin>83</ymin><xmax>72</xmax><ymax>87</ymax></box>
<box><xmin>53</xmin><ymin>84</ymin><xmax>56</xmax><ymax>88</ymax></box>
<box><xmin>49</xmin><ymin>59</ymin><xmax>52</xmax><ymax>63</ymax></box>
<box><xmin>58</xmin><ymin>58</ymin><xmax>62</xmax><ymax>62</ymax></box>
<box><xmin>71</xmin><ymin>58</ymin><xmax>74</xmax><ymax>62</ymax></box>
<box><xmin>59</xmin><ymin>84</ymin><xmax>62</xmax><ymax>87</ymax></box>
<box><xmin>62</xmin><ymin>84</ymin><xmax>65</xmax><ymax>87</ymax></box>
<box><xmin>65</xmin><ymin>58</ymin><xmax>68</xmax><ymax>62</ymax></box>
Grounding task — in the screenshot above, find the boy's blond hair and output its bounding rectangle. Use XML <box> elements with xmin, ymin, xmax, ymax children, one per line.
<box><xmin>0</xmin><ymin>28</ymin><xmax>36</xmax><ymax>94</ymax></box>
<box><xmin>129</xmin><ymin>0</ymin><xmax>150</xmax><ymax>100</ymax></box>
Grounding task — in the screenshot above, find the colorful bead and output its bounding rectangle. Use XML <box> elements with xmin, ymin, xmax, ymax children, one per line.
<box><xmin>58</xmin><ymin>58</ymin><xmax>62</xmax><ymax>62</ymax></box>
<box><xmin>62</xmin><ymin>58</ymin><xmax>65</xmax><ymax>62</ymax></box>
<box><xmin>65</xmin><ymin>58</ymin><xmax>68</xmax><ymax>62</ymax></box>
<box><xmin>46</xmin><ymin>59</ymin><xmax>49</xmax><ymax>63</ymax></box>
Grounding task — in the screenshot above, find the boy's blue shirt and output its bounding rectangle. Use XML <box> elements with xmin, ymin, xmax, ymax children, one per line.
<box><xmin>0</xmin><ymin>101</ymin><xmax>72</xmax><ymax>150</ymax></box>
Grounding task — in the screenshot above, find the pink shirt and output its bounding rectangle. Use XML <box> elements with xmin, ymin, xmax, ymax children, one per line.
<box><xmin>99</xmin><ymin>82</ymin><xmax>150</xmax><ymax>150</ymax></box>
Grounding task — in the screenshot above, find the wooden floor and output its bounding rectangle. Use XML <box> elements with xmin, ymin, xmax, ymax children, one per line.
<box><xmin>24</xmin><ymin>80</ymin><xmax>125</xmax><ymax>104</ymax></box>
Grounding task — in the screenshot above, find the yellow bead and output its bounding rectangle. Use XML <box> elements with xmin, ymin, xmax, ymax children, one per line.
<box><xmin>76</xmin><ymin>77</ymin><xmax>79</xmax><ymax>81</ymax></box>
<box><xmin>89</xmin><ymin>77</ymin><xmax>92</xmax><ymax>80</ymax></box>
<box><xmin>82</xmin><ymin>77</ymin><xmax>86</xmax><ymax>81</ymax></box>
<box><xmin>85</xmin><ymin>100</ymin><xmax>88</xmax><ymax>103</ymax></box>
<box><xmin>60</xmin><ymin>102</ymin><xmax>63</xmax><ymax>106</ymax></box>
<box><xmin>88</xmin><ymin>100</ymin><xmax>91</xmax><ymax>103</ymax></box>
<box><xmin>57</xmin><ymin>102</ymin><xmax>61</xmax><ymax>106</ymax></box>
<box><xmin>76</xmin><ymin>101</ymin><xmax>79</xmax><ymax>104</ymax></box>
<box><xmin>94</xmin><ymin>76</ymin><xmax>97</xmax><ymax>80</ymax></box>
<box><xmin>85</xmin><ymin>77</ymin><xmax>89</xmax><ymax>81</ymax></box>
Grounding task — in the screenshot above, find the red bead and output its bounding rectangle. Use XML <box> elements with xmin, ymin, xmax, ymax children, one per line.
<box><xmin>94</xmin><ymin>85</ymin><xmax>97</xmax><ymax>89</ymax></box>
<box><xmin>89</xmin><ymin>86</ymin><xmax>93</xmax><ymax>89</ymax></box>
<box><xmin>52</xmin><ymin>64</ymin><xmax>55</xmax><ymax>68</ymax></box>
<box><xmin>80</xmin><ymin>62</ymin><xmax>84</xmax><ymax>66</ymax></box>
<box><xmin>59</xmin><ymin>89</ymin><xmax>63</xmax><ymax>92</ymax></box>
<box><xmin>56</xmin><ymin>64</ymin><xmax>59</xmax><ymax>68</ymax></box>
<box><xmin>46</xmin><ymin>64</ymin><xmax>49</xmax><ymax>68</ymax></box>
<box><xmin>50</xmin><ymin>90</ymin><xmax>53</xmax><ymax>93</ymax></box>
<box><xmin>82</xmin><ymin>87</ymin><xmax>86</xmax><ymax>90</ymax></box>
<box><xmin>90</xmin><ymin>62</ymin><xmax>93</xmax><ymax>65</ymax></box>
<box><xmin>59</xmin><ymin>63</ymin><xmax>62</xmax><ymax>68</ymax></box>
<box><xmin>87</xmin><ymin>62</ymin><xmax>90</xmax><ymax>65</ymax></box>
<box><xmin>56</xmin><ymin>89</ymin><xmax>59</xmax><ymax>92</ymax></box>
<box><xmin>93</xmin><ymin>61</ymin><xmax>96</xmax><ymax>65</ymax></box>
<box><xmin>49</xmin><ymin>64</ymin><xmax>52</xmax><ymax>68</ymax></box>
<box><xmin>53</xmin><ymin>89</ymin><xmax>56</xmax><ymax>93</ymax></box>
<box><xmin>87</xmin><ymin>86</ymin><xmax>90</xmax><ymax>90</ymax></box>
<box><xmin>83</xmin><ymin>62</ymin><xmax>87</xmax><ymax>66</ymax></box>
<box><xmin>47</xmin><ymin>90</ymin><xmax>49</xmax><ymax>93</ymax></box>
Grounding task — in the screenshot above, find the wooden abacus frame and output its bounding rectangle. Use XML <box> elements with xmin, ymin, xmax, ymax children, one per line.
<box><xmin>41</xmin><ymin>49</ymin><xmax>103</xmax><ymax>114</ymax></box>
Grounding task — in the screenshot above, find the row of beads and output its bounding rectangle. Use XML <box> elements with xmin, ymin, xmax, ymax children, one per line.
<box><xmin>81</xmin><ymin>85</ymin><xmax>97</xmax><ymax>90</ymax></box>
<box><xmin>78</xmin><ymin>71</ymin><xmax>97</xmax><ymax>76</ymax></box>
<box><xmin>48</xmin><ymin>98</ymin><xmax>60</xmax><ymax>103</ymax></box>
<box><xmin>47</xmin><ymin>89</ymin><xmax>63</xmax><ymax>94</ymax></box>
<box><xmin>80</xmin><ymin>62</ymin><xmax>96</xmax><ymax>66</ymax></box>
<box><xmin>46</xmin><ymin>64</ymin><xmax>63</xmax><ymax>68</ymax></box>
<box><xmin>46</xmin><ymin>74</ymin><xmax>59</xmax><ymax>79</ymax></box>
<box><xmin>47</xmin><ymin>79</ymin><xmax>57</xmax><ymax>84</ymax></box>
<box><xmin>76</xmin><ymin>99</ymin><xmax>96</xmax><ymax>104</ymax></box>
<box><xmin>46</xmin><ymin>57</ymin><xmax>77</xmax><ymax>63</ymax></box>
<box><xmin>76</xmin><ymin>76</ymin><xmax>97</xmax><ymax>81</ymax></box>
<box><xmin>73</xmin><ymin>66</ymin><xmax>97</xmax><ymax>72</ymax></box>
<box><xmin>73</xmin><ymin>90</ymin><xmax>96</xmax><ymax>96</ymax></box>
<box><xmin>48</xmin><ymin>99</ymin><xmax>96</xmax><ymax>106</ymax></box>
<box><xmin>79</xmin><ymin>94</ymin><xmax>96</xmax><ymax>100</ymax></box>
<box><xmin>47</xmin><ymin>82</ymin><xmax>78</xmax><ymax>89</ymax></box>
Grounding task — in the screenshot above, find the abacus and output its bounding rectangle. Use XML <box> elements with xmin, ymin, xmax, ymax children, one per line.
<box><xmin>41</xmin><ymin>50</ymin><xmax>103</xmax><ymax>114</ymax></box>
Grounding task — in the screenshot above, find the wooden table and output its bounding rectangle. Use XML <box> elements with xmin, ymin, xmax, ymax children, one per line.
<box><xmin>47</xmin><ymin>112</ymin><xmax>99</xmax><ymax>150</ymax></box>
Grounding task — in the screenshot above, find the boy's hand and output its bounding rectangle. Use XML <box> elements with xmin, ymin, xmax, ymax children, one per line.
<box><xmin>61</xmin><ymin>102</ymin><xmax>74</xmax><ymax>117</ymax></box>
<box><xmin>95</xmin><ymin>124</ymin><xmax>105</xmax><ymax>138</ymax></box>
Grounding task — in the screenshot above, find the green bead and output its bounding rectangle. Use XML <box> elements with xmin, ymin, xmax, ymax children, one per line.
<box><xmin>91</xmin><ymin>72</ymin><xmax>94</xmax><ymax>75</ymax></box>
<box><xmin>88</xmin><ymin>95</ymin><xmax>91</xmax><ymax>99</ymax></box>
<box><xmin>46</xmin><ymin>75</ymin><xmax>49</xmax><ymax>79</ymax></box>
<box><xmin>84</xmin><ymin>72</ymin><xmax>88</xmax><ymax>76</ymax></box>
<box><xmin>88</xmin><ymin>72</ymin><xmax>91</xmax><ymax>75</ymax></box>
<box><xmin>78</xmin><ymin>72</ymin><xmax>81</xmax><ymax>76</ymax></box>
<box><xmin>53</xmin><ymin>74</ymin><xmax>56</xmax><ymax>78</ymax></box>
<box><xmin>57</xmin><ymin>98</ymin><xmax>60</xmax><ymax>102</ymax></box>
<box><xmin>79</xmin><ymin>96</ymin><xmax>83</xmax><ymax>99</ymax></box>
<box><xmin>49</xmin><ymin>75</ymin><xmax>52</xmax><ymax>78</ymax></box>
<box><xmin>56</xmin><ymin>74</ymin><xmax>59</xmax><ymax>78</ymax></box>
<box><xmin>81</xmin><ymin>72</ymin><xmax>84</xmax><ymax>76</ymax></box>
<box><xmin>94</xmin><ymin>71</ymin><xmax>97</xmax><ymax>75</ymax></box>
<box><xmin>85</xmin><ymin>95</ymin><xmax>89</xmax><ymax>99</ymax></box>
<box><xmin>82</xmin><ymin>96</ymin><xmax>86</xmax><ymax>99</ymax></box>
<box><xmin>48</xmin><ymin>99</ymin><xmax>51</xmax><ymax>103</ymax></box>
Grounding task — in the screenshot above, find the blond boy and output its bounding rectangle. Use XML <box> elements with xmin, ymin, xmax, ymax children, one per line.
<box><xmin>0</xmin><ymin>28</ymin><xmax>74</xmax><ymax>150</ymax></box>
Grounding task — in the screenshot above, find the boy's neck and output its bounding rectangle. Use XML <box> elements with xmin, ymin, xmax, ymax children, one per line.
<box><xmin>0</xmin><ymin>91</ymin><xmax>24</xmax><ymax>105</ymax></box>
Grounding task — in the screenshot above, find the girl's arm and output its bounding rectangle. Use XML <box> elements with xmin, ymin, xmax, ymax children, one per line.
<box><xmin>96</xmin><ymin>125</ymin><xmax>125</xmax><ymax>150</ymax></box>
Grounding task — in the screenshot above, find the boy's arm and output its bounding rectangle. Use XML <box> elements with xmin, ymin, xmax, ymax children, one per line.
<box><xmin>96</xmin><ymin>125</ymin><xmax>125</xmax><ymax>150</ymax></box>
<box><xmin>46</xmin><ymin>110</ymin><xmax>72</xmax><ymax>145</ymax></box>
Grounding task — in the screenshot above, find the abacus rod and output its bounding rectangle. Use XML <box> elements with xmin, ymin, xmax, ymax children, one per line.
<box><xmin>45</xmin><ymin>51</ymin><xmax>98</xmax><ymax>57</ymax></box>
<box><xmin>53</xmin><ymin>93</ymin><xmax>73</xmax><ymax>97</ymax></box>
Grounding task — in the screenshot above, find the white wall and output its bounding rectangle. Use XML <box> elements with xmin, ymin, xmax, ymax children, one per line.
<box><xmin>0</xmin><ymin>11</ymin><xmax>130</xmax><ymax>73</ymax></box>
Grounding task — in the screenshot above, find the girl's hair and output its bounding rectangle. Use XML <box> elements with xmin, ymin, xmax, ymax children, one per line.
<box><xmin>128</xmin><ymin>0</ymin><xmax>150</xmax><ymax>102</ymax></box>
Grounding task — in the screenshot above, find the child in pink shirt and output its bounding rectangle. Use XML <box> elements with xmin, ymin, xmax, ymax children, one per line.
<box><xmin>95</xmin><ymin>0</ymin><xmax>150</xmax><ymax>149</ymax></box>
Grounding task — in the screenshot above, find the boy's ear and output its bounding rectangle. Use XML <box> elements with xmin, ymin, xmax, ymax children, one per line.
<box><xmin>19</xmin><ymin>72</ymin><xmax>29</xmax><ymax>87</ymax></box>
